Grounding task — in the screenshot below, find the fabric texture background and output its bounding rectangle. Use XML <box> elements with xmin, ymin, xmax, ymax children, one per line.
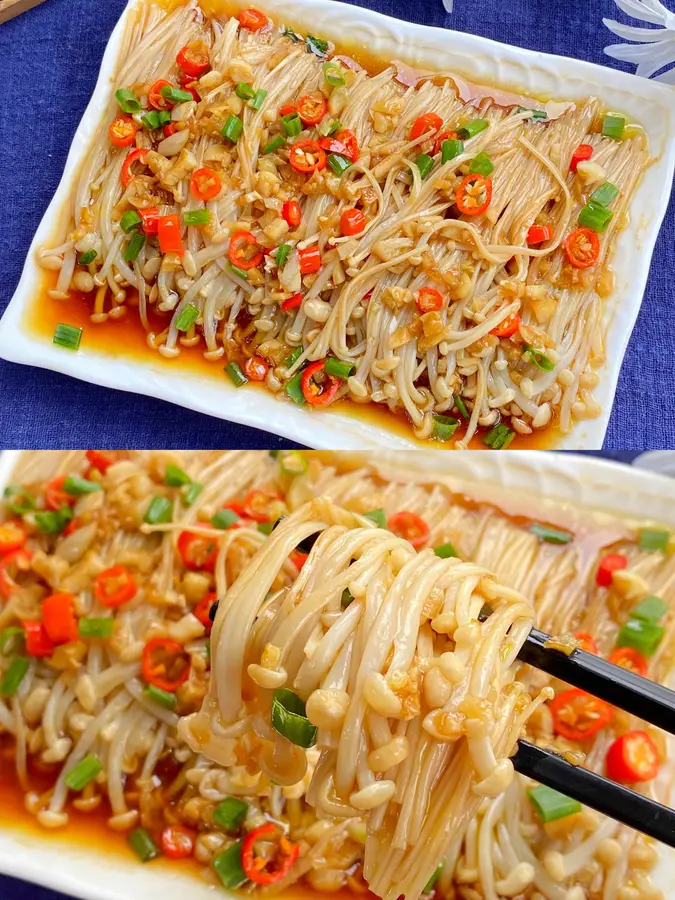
<box><xmin>0</xmin><ymin>0</ymin><xmax>672</xmax><ymax>448</ymax></box>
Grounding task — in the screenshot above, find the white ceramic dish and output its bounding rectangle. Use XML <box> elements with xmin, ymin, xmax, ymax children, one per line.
<box><xmin>1</xmin><ymin>449</ymin><xmax>675</xmax><ymax>899</ymax></box>
<box><xmin>1</xmin><ymin>1</ymin><xmax>674</xmax><ymax>450</ymax></box>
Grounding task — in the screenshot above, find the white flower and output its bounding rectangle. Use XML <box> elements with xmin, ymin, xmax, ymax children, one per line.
<box><xmin>603</xmin><ymin>0</ymin><xmax>675</xmax><ymax>84</ymax></box>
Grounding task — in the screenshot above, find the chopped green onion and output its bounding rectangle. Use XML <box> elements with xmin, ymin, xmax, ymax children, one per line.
<box><xmin>341</xmin><ymin>588</ymin><xmax>354</xmax><ymax>609</ymax></box>
<box><xmin>285</xmin><ymin>370</ymin><xmax>306</xmax><ymax>405</ymax></box>
<box><xmin>157</xmin><ymin>110</ymin><xmax>172</xmax><ymax>126</ymax></box>
<box><xmin>257</xmin><ymin>521</ymin><xmax>274</xmax><ymax>535</ymax></box>
<box><xmin>286</xmin><ymin>347</ymin><xmax>303</xmax><ymax>367</ymax></box>
<box><xmin>120</xmin><ymin>210</ymin><xmax>142</xmax><ymax>233</ymax></box>
<box><xmin>457</xmin><ymin>119</ymin><xmax>489</xmax><ymax>140</ymax></box>
<box><xmin>251</xmin><ymin>89</ymin><xmax>267</xmax><ymax>110</ymax></box>
<box><xmin>532</xmin><ymin>110</ymin><xmax>549</xmax><ymax>120</ymax></box>
<box><xmin>283</xmin><ymin>25</ymin><xmax>302</xmax><ymax>42</ymax></box>
<box><xmin>182</xmin><ymin>482</ymin><xmax>203</xmax><ymax>506</ymax></box>
<box><xmin>127</xmin><ymin>828</ymin><xmax>160</xmax><ymax>863</ymax></box>
<box><xmin>281</xmin><ymin>113</ymin><xmax>303</xmax><ymax>137</ymax></box>
<box><xmin>469</xmin><ymin>152</ymin><xmax>494</xmax><ymax>176</ymax></box>
<box><xmin>3</xmin><ymin>486</ymin><xmax>36</xmax><ymax>515</ymax></box>
<box><xmin>143</xmin><ymin>684</ymin><xmax>177</xmax><ymax>709</ymax></box>
<box><xmin>363</xmin><ymin>508</ymin><xmax>386</xmax><ymax>528</ymax></box>
<box><xmin>165</xmin><ymin>465</ymin><xmax>192</xmax><ymax>487</ymax></box>
<box><xmin>78</xmin><ymin>618</ymin><xmax>114</xmax><ymax>639</ymax></box>
<box><xmin>589</xmin><ymin>181</ymin><xmax>620</xmax><ymax>207</ymax></box>
<box><xmin>617</xmin><ymin>618</ymin><xmax>664</xmax><ymax>657</ymax></box>
<box><xmin>524</xmin><ymin>344</ymin><xmax>555</xmax><ymax>372</ymax></box>
<box><xmin>306</xmin><ymin>34</ymin><xmax>329</xmax><ymax>57</ymax></box>
<box><xmin>275</xmin><ymin>243</ymin><xmax>291</xmax><ymax>267</ymax></box>
<box><xmin>424</xmin><ymin>864</ymin><xmax>443</xmax><ymax>895</ymax></box>
<box><xmin>0</xmin><ymin>657</ymin><xmax>29</xmax><ymax>697</ymax></box>
<box><xmin>77</xmin><ymin>250</ymin><xmax>97</xmax><ymax>266</ymax></box>
<box><xmin>175</xmin><ymin>303</ymin><xmax>199</xmax><ymax>332</ymax></box>
<box><xmin>323</xmin><ymin>61</ymin><xmax>346</xmax><ymax>87</ymax></box>
<box><xmin>578</xmin><ymin>202</ymin><xmax>613</xmax><ymax>233</ymax></box>
<box><xmin>454</xmin><ymin>395</ymin><xmax>469</xmax><ymax>420</ymax></box>
<box><xmin>639</xmin><ymin>528</ymin><xmax>669</xmax><ymax>552</ymax></box>
<box><xmin>630</xmin><ymin>595</ymin><xmax>668</xmax><ymax>624</ymax></box>
<box><xmin>212</xmin><ymin>508</ymin><xmax>240</xmax><ymax>529</ymax></box>
<box><xmin>271</xmin><ymin>688</ymin><xmax>317</xmax><ymax>748</ymax></box>
<box><xmin>115</xmin><ymin>88</ymin><xmax>141</xmax><ymax>113</ymax></box>
<box><xmin>140</xmin><ymin>110</ymin><xmax>162</xmax><ymax>131</ymax></box>
<box><xmin>602</xmin><ymin>114</ymin><xmax>625</xmax><ymax>140</ymax></box>
<box><xmin>441</xmin><ymin>139</ymin><xmax>464</xmax><ymax>163</ymax></box>
<box><xmin>213</xmin><ymin>842</ymin><xmax>247</xmax><ymax>889</ymax></box>
<box><xmin>530</xmin><ymin>524</ymin><xmax>572</xmax><ymax>545</ymax></box>
<box><xmin>222</xmin><ymin>114</ymin><xmax>243</xmax><ymax>142</ymax></box>
<box><xmin>213</xmin><ymin>797</ymin><xmax>249</xmax><ymax>833</ymax></box>
<box><xmin>484</xmin><ymin>424</ymin><xmax>515</xmax><ymax>450</ymax></box>
<box><xmin>229</xmin><ymin>262</ymin><xmax>249</xmax><ymax>280</ymax></box>
<box><xmin>478</xmin><ymin>603</ymin><xmax>494</xmax><ymax>621</ymax></box>
<box><xmin>0</xmin><ymin>626</ymin><xmax>25</xmax><ymax>656</ymax></box>
<box><xmin>124</xmin><ymin>232</ymin><xmax>145</xmax><ymax>262</ymax></box>
<box><xmin>63</xmin><ymin>475</ymin><xmax>102</xmax><ymax>496</ymax></box>
<box><xmin>53</xmin><ymin>323</ymin><xmax>82</xmax><ymax>351</ymax></box>
<box><xmin>183</xmin><ymin>209</ymin><xmax>210</xmax><ymax>226</ymax></box>
<box><xmin>327</xmin><ymin>153</ymin><xmax>352</xmax><ymax>176</ymax></box>
<box><xmin>144</xmin><ymin>496</ymin><xmax>172</xmax><ymax>525</ymax></box>
<box><xmin>415</xmin><ymin>153</ymin><xmax>434</xmax><ymax>179</ymax></box>
<box><xmin>235</xmin><ymin>82</ymin><xmax>256</xmax><ymax>101</ymax></box>
<box><xmin>432</xmin><ymin>414</ymin><xmax>459</xmax><ymax>442</ymax></box>
<box><xmin>528</xmin><ymin>784</ymin><xmax>581</xmax><ymax>823</ymax></box>
<box><xmin>34</xmin><ymin>509</ymin><xmax>70</xmax><ymax>534</ymax></box>
<box><xmin>325</xmin><ymin>357</ymin><xmax>355</xmax><ymax>380</ymax></box>
<box><xmin>326</xmin><ymin>118</ymin><xmax>342</xmax><ymax>136</ymax></box>
<box><xmin>65</xmin><ymin>753</ymin><xmax>102</xmax><ymax>791</ymax></box>
<box><xmin>263</xmin><ymin>135</ymin><xmax>286</xmax><ymax>154</ymax></box>
<box><xmin>279</xmin><ymin>450</ymin><xmax>308</xmax><ymax>475</ymax></box>
<box><xmin>160</xmin><ymin>85</ymin><xmax>194</xmax><ymax>105</ymax></box>
<box><xmin>225</xmin><ymin>361</ymin><xmax>248</xmax><ymax>387</ymax></box>
<box><xmin>434</xmin><ymin>542</ymin><xmax>458</xmax><ymax>559</ymax></box>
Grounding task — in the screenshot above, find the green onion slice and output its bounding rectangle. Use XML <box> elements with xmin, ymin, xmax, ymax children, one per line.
<box><xmin>183</xmin><ymin>209</ymin><xmax>210</xmax><ymax>226</ymax></box>
<box><xmin>175</xmin><ymin>304</ymin><xmax>199</xmax><ymax>332</ymax></box>
<box><xmin>257</xmin><ymin>521</ymin><xmax>274</xmax><ymax>536</ymax></box>
<box><xmin>469</xmin><ymin>152</ymin><xmax>494</xmax><ymax>176</ymax></box>
<box><xmin>432</xmin><ymin>414</ymin><xmax>459</xmax><ymax>442</ymax></box>
<box><xmin>415</xmin><ymin>153</ymin><xmax>434</xmax><ymax>179</ymax></box>
<box><xmin>279</xmin><ymin>450</ymin><xmax>308</xmax><ymax>475</ymax></box>
<box><xmin>483</xmin><ymin>424</ymin><xmax>515</xmax><ymax>450</ymax></box>
<box><xmin>222</xmin><ymin>114</ymin><xmax>243</xmax><ymax>142</ymax></box>
<box><xmin>115</xmin><ymin>88</ymin><xmax>141</xmax><ymax>113</ymax></box>
<box><xmin>63</xmin><ymin>475</ymin><xmax>102</xmax><ymax>496</ymax></box>
<box><xmin>120</xmin><ymin>210</ymin><xmax>142</xmax><ymax>233</ymax></box>
<box><xmin>143</xmin><ymin>684</ymin><xmax>177</xmax><ymax>709</ymax></box>
<box><xmin>457</xmin><ymin>119</ymin><xmax>489</xmax><ymax>140</ymax></box>
<box><xmin>144</xmin><ymin>496</ymin><xmax>172</xmax><ymax>525</ymax></box>
<box><xmin>160</xmin><ymin>85</ymin><xmax>193</xmax><ymax>105</ymax></box>
<box><xmin>441</xmin><ymin>139</ymin><xmax>464</xmax><ymax>163</ymax></box>
<box><xmin>529</xmin><ymin>523</ymin><xmax>572</xmax><ymax>545</ymax></box>
<box><xmin>523</xmin><ymin>344</ymin><xmax>554</xmax><ymax>371</ymax></box>
<box><xmin>454</xmin><ymin>395</ymin><xmax>470</xmax><ymax>420</ymax></box>
<box><xmin>363</xmin><ymin>508</ymin><xmax>386</xmax><ymax>528</ymax></box>
<box><xmin>341</xmin><ymin>588</ymin><xmax>354</xmax><ymax>609</ymax></box>
<box><xmin>323</xmin><ymin>61</ymin><xmax>346</xmax><ymax>87</ymax></box>
<box><xmin>229</xmin><ymin>262</ymin><xmax>249</xmax><ymax>280</ymax></box>
<box><xmin>630</xmin><ymin>595</ymin><xmax>668</xmax><ymax>623</ymax></box>
<box><xmin>578</xmin><ymin>202</ymin><xmax>613</xmax><ymax>233</ymax></box>
<box><xmin>213</xmin><ymin>797</ymin><xmax>249</xmax><ymax>832</ymax></box>
<box><xmin>306</xmin><ymin>34</ymin><xmax>329</xmax><ymax>57</ymax></box>
<box><xmin>53</xmin><ymin>323</ymin><xmax>82</xmax><ymax>351</ymax></box>
<box><xmin>78</xmin><ymin>618</ymin><xmax>114</xmax><ymax>639</ymax></box>
<box><xmin>639</xmin><ymin>528</ymin><xmax>669</xmax><ymax>552</ymax></box>
<box><xmin>286</xmin><ymin>347</ymin><xmax>303</xmax><ymax>367</ymax></box>
<box><xmin>235</xmin><ymin>82</ymin><xmax>256</xmax><ymax>101</ymax></box>
<box><xmin>251</xmin><ymin>89</ymin><xmax>267</xmax><ymax>110</ymax></box>
<box><xmin>212</xmin><ymin>508</ymin><xmax>240</xmax><ymax>530</ymax></box>
<box><xmin>3</xmin><ymin>486</ymin><xmax>36</xmax><ymax>515</ymax></box>
<box><xmin>127</xmin><ymin>828</ymin><xmax>160</xmax><ymax>862</ymax></box>
<box><xmin>275</xmin><ymin>244</ymin><xmax>291</xmax><ymax>267</ymax></box>
<box><xmin>183</xmin><ymin>482</ymin><xmax>204</xmax><ymax>506</ymax></box>
<box><xmin>0</xmin><ymin>626</ymin><xmax>25</xmax><ymax>655</ymax></box>
<box><xmin>281</xmin><ymin>113</ymin><xmax>303</xmax><ymax>137</ymax></box>
<box><xmin>213</xmin><ymin>841</ymin><xmax>247</xmax><ymax>889</ymax></box>
<box><xmin>326</xmin><ymin>118</ymin><xmax>342</xmax><ymax>136</ymax></box>
<box><xmin>225</xmin><ymin>361</ymin><xmax>248</xmax><ymax>387</ymax></box>
<box><xmin>65</xmin><ymin>753</ymin><xmax>102</xmax><ymax>790</ymax></box>
<box><xmin>424</xmin><ymin>864</ymin><xmax>443</xmax><ymax>895</ymax></box>
<box><xmin>434</xmin><ymin>542</ymin><xmax>458</xmax><ymax>559</ymax></box>
<box><xmin>124</xmin><ymin>232</ymin><xmax>145</xmax><ymax>262</ymax></box>
<box><xmin>327</xmin><ymin>153</ymin><xmax>352</xmax><ymax>176</ymax></box>
<box><xmin>77</xmin><ymin>250</ymin><xmax>97</xmax><ymax>266</ymax></box>
<box><xmin>589</xmin><ymin>181</ymin><xmax>620</xmax><ymax>208</ymax></box>
<box><xmin>263</xmin><ymin>135</ymin><xmax>286</xmax><ymax>155</ymax></box>
<box><xmin>165</xmin><ymin>465</ymin><xmax>192</xmax><ymax>487</ymax></box>
<box><xmin>602</xmin><ymin>114</ymin><xmax>625</xmax><ymax>140</ymax></box>
<box><xmin>527</xmin><ymin>784</ymin><xmax>581</xmax><ymax>823</ymax></box>
<box><xmin>0</xmin><ymin>657</ymin><xmax>29</xmax><ymax>697</ymax></box>
<box><xmin>325</xmin><ymin>358</ymin><xmax>355</xmax><ymax>380</ymax></box>
<box><xmin>271</xmin><ymin>688</ymin><xmax>318</xmax><ymax>748</ymax></box>
<box><xmin>617</xmin><ymin>618</ymin><xmax>664</xmax><ymax>657</ymax></box>
<box><xmin>285</xmin><ymin>370</ymin><xmax>306</xmax><ymax>405</ymax></box>
<box><xmin>34</xmin><ymin>509</ymin><xmax>71</xmax><ymax>534</ymax></box>
<box><xmin>140</xmin><ymin>110</ymin><xmax>161</xmax><ymax>131</ymax></box>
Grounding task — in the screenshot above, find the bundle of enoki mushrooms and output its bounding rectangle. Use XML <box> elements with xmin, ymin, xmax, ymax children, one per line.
<box><xmin>181</xmin><ymin>499</ymin><xmax>546</xmax><ymax>899</ymax></box>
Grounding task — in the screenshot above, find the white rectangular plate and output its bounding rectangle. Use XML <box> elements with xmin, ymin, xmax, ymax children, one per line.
<box><xmin>1</xmin><ymin>449</ymin><xmax>675</xmax><ymax>898</ymax></box>
<box><xmin>1</xmin><ymin>0</ymin><xmax>674</xmax><ymax>449</ymax></box>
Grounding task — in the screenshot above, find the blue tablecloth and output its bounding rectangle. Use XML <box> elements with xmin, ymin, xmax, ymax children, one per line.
<box><xmin>0</xmin><ymin>0</ymin><xmax>673</xmax><ymax>450</ymax></box>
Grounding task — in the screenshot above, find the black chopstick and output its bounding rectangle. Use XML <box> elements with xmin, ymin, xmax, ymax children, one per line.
<box><xmin>512</xmin><ymin>740</ymin><xmax>675</xmax><ymax>848</ymax></box>
<box><xmin>517</xmin><ymin>627</ymin><xmax>675</xmax><ymax>736</ymax></box>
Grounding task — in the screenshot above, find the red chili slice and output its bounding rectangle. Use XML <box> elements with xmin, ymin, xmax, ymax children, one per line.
<box><xmin>42</xmin><ymin>593</ymin><xmax>79</xmax><ymax>645</ymax></box>
<box><xmin>290</xmin><ymin>549</ymin><xmax>309</xmax><ymax>570</ymax></box>
<box><xmin>177</xmin><ymin>528</ymin><xmax>219</xmax><ymax>572</ymax></box>
<box><xmin>121</xmin><ymin>148</ymin><xmax>149</xmax><ymax>188</ymax></box>
<box><xmin>298</xmin><ymin>246</ymin><xmax>321</xmax><ymax>275</ymax></box>
<box><xmin>229</xmin><ymin>231</ymin><xmax>263</xmax><ymax>270</ymax></box>
<box><xmin>456</xmin><ymin>174</ymin><xmax>492</xmax><ymax>217</ymax></box>
<box><xmin>334</xmin><ymin>129</ymin><xmax>359</xmax><ymax>162</ymax></box>
<box><xmin>527</xmin><ymin>224</ymin><xmax>553</xmax><ymax>245</ymax></box>
<box><xmin>340</xmin><ymin>208</ymin><xmax>366</xmax><ymax>236</ymax></box>
<box><xmin>190</xmin><ymin>167</ymin><xmax>222</xmax><ymax>201</ymax></box>
<box><xmin>86</xmin><ymin>450</ymin><xmax>119</xmax><ymax>473</ymax></box>
<box><xmin>193</xmin><ymin>592</ymin><xmax>217</xmax><ymax>630</ymax></box>
<box><xmin>282</xmin><ymin>293</ymin><xmax>303</xmax><ymax>311</ymax></box>
<box><xmin>148</xmin><ymin>79</ymin><xmax>173</xmax><ymax>110</ymax></box>
<box><xmin>241</xmin><ymin>823</ymin><xmax>300</xmax><ymax>885</ymax></box>
<box><xmin>387</xmin><ymin>512</ymin><xmax>430</xmax><ymax>550</ymax></box>
<box><xmin>415</xmin><ymin>287</ymin><xmax>443</xmax><ymax>314</ymax></box>
<box><xmin>550</xmin><ymin>688</ymin><xmax>613</xmax><ymax>741</ymax></box>
<box><xmin>158</xmin><ymin>214</ymin><xmax>184</xmax><ymax>256</ymax></box>
<box><xmin>45</xmin><ymin>476</ymin><xmax>76</xmax><ymax>511</ymax></box>
<box><xmin>410</xmin><ymin>113</ymin><xmax>444</xmax><ymax>142</ymax></box>
<box><xmin>23</xmin><ymin>621</ymin><xmax>55</xmax><ymax>658</ymax></box>
<box><xmin>564</xmin><ymin>228</ymin><xmax>600</xmax><ymax>269</ymax></box>
<box><xmin>243</xmin><ymin>356</ymin><xmax>270</xmax><ymax>381</ymax></box>
<box><xmin>433</xmin><ymin>130</ymin><xmax>458</xmax><ymax>156</ymax></box>
<box><xmin>0</xmin><ymin>521</ymin><xmax>27</xmax><ymax>556</ymax></box>
<box><xmin>609</xmin><ymin>647</ymin><xmax>649</xmax><ymax>678</ymax></box>
<box><xmin>239</xmin><ymin>8</ymin><xmax>268</xmax><ymax>30</ymax></box>
<box><xmin>490</xmin><ymin>312</ymin><xmax>521</xmax><ymax>339</ymax></box>
<box><xmin>288</xmin><ymin>141</ymin><xmax>327</xmax><ymax>174</ymax></box>
<box><xmin>109</xmin><ymin>115</ymin><xmax>137</xmax><ymax>148</ymax></box>
<box><xmin>596</xmin><ymin>553</ymin><xmax>628</xmax><ymax>587</ymax></box>
<box><xmin>141</xmin><ymin>638</ymin><xmax>191</xmax><ymax>692</ymax></box>
<box><xmin>573</xmin><ymin>631</ymin><xmax>599</xmax><ymax>654</ymax></box>
<box><xmin>241</xmin><ymin>490</ymin><xmax>284</xmax><ymax>523</ymax></box>
<box><xmin>94</xmin><ymin>565</ymin><xmax>137</xmax><ymax>608</ymax></box>
<box><xmin>282</xmin><ymin>199</ymin><xmax>302</xmax><ymax>228</ymax></box>
<box><xmin>297</xmin><ymin>93</ymin><xmax>327</xmax><ymax>126</ymax></box>
<box><xmin>139</xmin><ymin>208</ymin><xmax>160</xmax><ymax>236</ymax></box>
<box><xmin>161</xmin><ymin>825</ymin><xmax>196</xmax><ymax>859</ymax></box>
<box><xmin>279</xmin><ymin>103</ymin><xmax>297</xmax><ymax>118</ymax></box>
<box><xmin>606</xmin><ymin>731</ymin><xmax>659</xmax><ymax>783</ymax></box>
<box><xmin>301</xmin><ymin>360</ymin><xmax>341</xmax><ymax>406</ymax></box>
<box><xmin>570</xmin><ymin>143</ymin><xmax>594</xmax><ymax>173</ymax></box>
<box><xmin>176</xmin><ymin>41</ymin><xmax>210</xmax><ymax>78</ymax></box>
